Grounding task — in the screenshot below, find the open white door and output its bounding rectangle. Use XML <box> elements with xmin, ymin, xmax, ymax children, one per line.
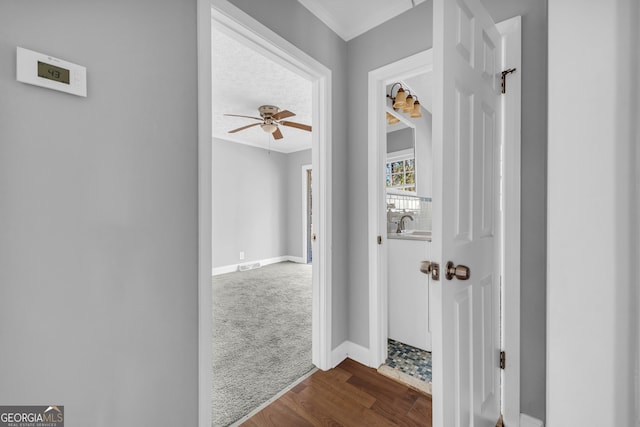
<box><xmin>431</xmin><ymin>0</ymin><xmax>502</xmax><ymax>426</ymax></box>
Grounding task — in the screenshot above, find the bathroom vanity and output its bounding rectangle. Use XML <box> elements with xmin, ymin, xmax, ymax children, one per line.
<box><xmin>387</xmin><ymin>233</ymin><xmax>432</xmax><ymax>352</ymax></box>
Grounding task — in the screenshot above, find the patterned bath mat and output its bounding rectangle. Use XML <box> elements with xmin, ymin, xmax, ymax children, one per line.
<box><xmin>377</xmin><ymin>339</ymin><xmax>432</xmax><ymax>395</ymax></box>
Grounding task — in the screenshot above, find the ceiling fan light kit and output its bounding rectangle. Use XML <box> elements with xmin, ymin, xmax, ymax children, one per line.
<box><xmin>225</xmin><ymin>104</ymin><xmax>311</xmax><ymax>140</ymax></box>
<box><xmin>261</xmin><ymin>122</ymin><xmax>278</xmax><ymax>133</ymax></box>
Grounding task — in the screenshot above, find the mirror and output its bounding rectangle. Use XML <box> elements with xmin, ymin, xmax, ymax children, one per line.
<box><xmin>386</xmin><ymin>112</ymin><xmax>416</xmax><ymax>194</ymax></box>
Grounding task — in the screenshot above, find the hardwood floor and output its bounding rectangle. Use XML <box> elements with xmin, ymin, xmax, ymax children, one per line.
<box><xmin>240</xmin><ymin>358</ymin><xmax>432</xmax><ymax>427</ymax></box>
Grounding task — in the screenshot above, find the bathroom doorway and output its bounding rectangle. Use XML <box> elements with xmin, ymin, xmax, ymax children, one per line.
<box><xmin>375</xmin><ymin>59</ymin><xmax>436</xmax><ymax>394</ymax></box>
<box><xmin>367</xmin><ymin>14</ymin><xmax>523</xmax><ymax>424</ymax></box>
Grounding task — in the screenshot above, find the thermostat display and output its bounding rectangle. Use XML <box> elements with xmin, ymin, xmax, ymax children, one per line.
<box><xmin>17</xmin><ymin>47</ymin><xmax>86</xmax><ymax>97</ymax></box>
<box><xmin>37</xmin><ymin>61</ymin><xmax>70</xmax><ymax>84</ymax></box>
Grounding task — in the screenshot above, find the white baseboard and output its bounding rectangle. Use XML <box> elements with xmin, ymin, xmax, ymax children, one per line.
<box><xmin>212</xmin><ymin>255</ymin><xmax>307</xmax><ymax>276</ymax></box>
<box><xmin>211</xmin><ymin>264</ymin><xmax>238</xmax><ymax>276</ymax></box>
<box><xmin>521</xmin><ymin>413</ymin><xmax>544</xmax><ymax>427</ymax></box>
<box><xmin>331</xmin><ymin>340</ymin><xmax>370</xmax><ymax>368</ymax></box>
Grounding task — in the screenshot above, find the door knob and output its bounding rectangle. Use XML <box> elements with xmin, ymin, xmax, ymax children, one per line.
<box><xmin>445</xmin><ymin>261</ymin><xmax>470</xmax><ymax>280</ymax></box>
<box><xmin>420</xmin><ymin>261</ymin><xmax>440</xmax><ymax>281</ymax></box>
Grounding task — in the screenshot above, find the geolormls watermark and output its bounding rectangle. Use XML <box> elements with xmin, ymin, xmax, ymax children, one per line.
<box><xmin>0</xmin><ymin>406</ymin><xmax>63</xmax><ymax>427</ymax></box>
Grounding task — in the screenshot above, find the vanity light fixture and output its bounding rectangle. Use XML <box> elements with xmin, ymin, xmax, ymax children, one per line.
<box><xmin>402</xmin><ymin>93</ymin><xmax>415</xmax><ymax>113</ymax></box>
<box><xmin>410</xmin><ymin>97</ymin><xmax>423</xmax><ymax>118</ymax></box>
<box><xmin>390</xmin><ymin>83</ymin><xmax>407</xmax><ymax>109</ymax></box>
<box><xmin>386</xmin><ymin>112</ymin><xmax>400</xmax><ymax>125</ymax></box>
<box><xmin>387</xmin><ymin>82</ymin><xmax>423</xmax><ymax>119</ymax></box>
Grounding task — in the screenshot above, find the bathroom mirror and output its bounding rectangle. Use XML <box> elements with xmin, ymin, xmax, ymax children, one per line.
<box><xmin>385</xmin><ymin>110</ymin><xmax>416</xmax><ymax>194</ymax></box>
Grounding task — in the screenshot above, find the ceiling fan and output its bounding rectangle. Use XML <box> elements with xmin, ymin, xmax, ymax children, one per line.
<box><xmin>225</xmin><ymin>105</ymin><xmax>312</xmax><ymax>140</ymax></box>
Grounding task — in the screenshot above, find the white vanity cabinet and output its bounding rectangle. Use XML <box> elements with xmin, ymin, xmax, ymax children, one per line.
<box><xmin>388</xmin><ymin>238</ymin><xmax>431</xmax><ymax>351</ymax></box>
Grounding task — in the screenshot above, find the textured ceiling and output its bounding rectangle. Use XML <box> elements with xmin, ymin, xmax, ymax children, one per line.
<box><xmin>212</xmin><ymin>26</ymin><xmax>313</xmax><ymax>154</ymax></box>
<box><xmin>298</xmin><ymin>0</ymin><xmax>428</xmax><ymax>41</ymax></box>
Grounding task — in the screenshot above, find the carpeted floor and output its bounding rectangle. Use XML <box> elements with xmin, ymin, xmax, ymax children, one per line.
<box><xmin>211</xmin><ymin>262</ymin><xmax>314</xmax><ymax>427</ymax></box>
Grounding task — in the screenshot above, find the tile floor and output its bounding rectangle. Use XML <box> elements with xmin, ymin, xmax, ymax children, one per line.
<box><xmin>385</xmin><ymin>339</ymin><xmax>432</xmax><ymax>383</ymax></box>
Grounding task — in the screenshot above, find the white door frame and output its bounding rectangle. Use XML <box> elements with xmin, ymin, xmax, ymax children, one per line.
<box><xmin>197</xmin><ymin>1</ymin><xmax>333</xmax><ymax>426</ymax></box>
<box><xmin>302</xmin><ymin>164</ymin><xmax>312</xmax><ymax>264</ymax></box>
<box><xmin>496</xmin><ymin>16</ymin><xmax>522</xmax><ymax>427</ymax></box>
<box><xmin>367</xmin><ymin>17</ymin><xmax>521</xmax><ymax>424</ymax></box>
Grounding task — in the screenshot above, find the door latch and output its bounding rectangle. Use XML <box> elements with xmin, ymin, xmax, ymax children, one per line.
<box><xmin>420</xmin><ymin>261</ymin><xmax>440</xmax><ymax>281</ymax></box>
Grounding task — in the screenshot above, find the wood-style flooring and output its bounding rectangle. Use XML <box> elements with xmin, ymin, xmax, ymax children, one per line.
<box><xmin>241</xmin><ymin>358</ymin><xmax>432</xmax><ymax>427</ymax></box>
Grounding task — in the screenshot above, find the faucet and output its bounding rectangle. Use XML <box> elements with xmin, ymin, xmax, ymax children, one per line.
<box><xmin>396</xmin><ymin>214</ymin><xmax>414</xmax><ymax>233</ymax></box>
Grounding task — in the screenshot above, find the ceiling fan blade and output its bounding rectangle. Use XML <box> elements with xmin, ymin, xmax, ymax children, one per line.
<box><xmin>271</xmin><ymin>110</ymin><xmax>295</xmax><ymax>120</ymax></box>
<box><xmin>280</xmin><ymin>121</ymin><xmax>312</xmax><ymax>132</ymax></box>
<box><xmin>228</xmin><ymin>122</ymin><xmax>261</xmax><ymax>133</ymax></box>
<box><xmin>272</xmin><ymin>127</ymin><xmax>284</xmax><ymax>140</ymax></box>
<box><xmin>223</xmin><ymin>114</ymin><xmax>263</xmax><ymax>121</ymax></box>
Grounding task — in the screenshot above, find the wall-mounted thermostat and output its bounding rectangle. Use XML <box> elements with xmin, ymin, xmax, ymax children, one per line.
<box><xmin>16</xmin><ymin>47</ymin><xmax>87</xmax><ymax>97</ymax></box>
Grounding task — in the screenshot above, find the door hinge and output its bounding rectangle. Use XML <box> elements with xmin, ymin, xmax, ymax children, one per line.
<box><xmin>500</xmin><ymin>351</ymin><xmax>506</xmax><ymax>370</ymax></box>
<box><xmin>377</xmin><ymin>235</ymin><xmax>382</xmax><ymax>245</ymax></box>
<box><xmin>501</xmin><ymin>68</ymin><xmax>516</xmax><ymax>94</ymax></box>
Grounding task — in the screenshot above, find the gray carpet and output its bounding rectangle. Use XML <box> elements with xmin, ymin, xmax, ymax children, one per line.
<box><xmin>211</xmin><ymin>262</ymin><xmax>314</xmax><ymax>426</ymax></box>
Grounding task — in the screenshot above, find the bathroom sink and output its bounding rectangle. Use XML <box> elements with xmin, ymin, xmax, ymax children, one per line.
<box><xmin>389</xmin><ymin>230</ymin><xmax>432</xmax><ymax>240</ymax></box>
<box><xmin>407</xmin><ymin>230</ymin><xmax>431</xmax><ymax>236</ymax></box>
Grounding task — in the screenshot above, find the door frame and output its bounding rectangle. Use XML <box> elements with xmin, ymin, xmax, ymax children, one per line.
<box><xmin>197</xmin><ymin>1</ymin><xmax>333</xmax><ymax>426</ymax></box>
<box><xmin>302</xmin><ymin>164</ymin><xmax>312</xmax><ymax>264</ymax></box>
<box><xmin>367</xmin><ymin>16</ymin><xmax>521</xmax><ymax>424</ymax></box>
<box><xmin>496</xmin><ymin>16</ymin><xmax>522</xmax><ymax>427</ymax></box>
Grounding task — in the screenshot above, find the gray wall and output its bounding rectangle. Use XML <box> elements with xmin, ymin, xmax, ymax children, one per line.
<box><xmin>345</xmin><ymin>0</ymin><xmax>434</xmax><ymax>353</ymax></box>
<box><xmin>347</xmin><ymin>0</ymin><xmax>548</xmax><ymax>421</ymax></box>
<box><xmin>387</xmin><ymin>127</ymin><xmax>414</xmax><ymax>153</ymax></box>
<box><xmin>212</xmin><ymin>138</ymin><xmax>286</xmax><ymax>267</ymax></box>
<box><xmin>229</xmin><ymin>0</ymin><xmax>350</xmax><ymax>348</ymax></box>
<box><xmin>211</xmin><ymin>138</ymin><xmax>311</xmax><ymax>267</ymax></box>
<box><xmin>0</xmin><ymin>1</ymin><xmax>198</xmax><ymax>426</ymax></box>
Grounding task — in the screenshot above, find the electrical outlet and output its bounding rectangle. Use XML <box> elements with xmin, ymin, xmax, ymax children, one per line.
<box><xmin>239</xmin><ymin>251</ymin><xmax>245</xmax><ymax>260</ymax></box>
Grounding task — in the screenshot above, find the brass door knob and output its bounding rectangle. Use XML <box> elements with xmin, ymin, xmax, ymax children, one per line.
<box><xmin>445</xmin><ymin>261</ymin><xmax>470</xmax><ymax>280</ymax></box>
<box><xmin>420</xmin><ymin>261</ymin><xmax>440</xmax><ymax>281</ymax></box>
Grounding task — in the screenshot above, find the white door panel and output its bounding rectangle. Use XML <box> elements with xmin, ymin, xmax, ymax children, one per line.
<box><xmin>432</xmin><ymin>0</ymin><xmax>502</xmax><ymax>425</ymax></box>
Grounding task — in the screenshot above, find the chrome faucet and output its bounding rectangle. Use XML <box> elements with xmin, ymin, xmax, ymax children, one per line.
<box><xmin>396</xmin><ymin>214</ymin><xmax>414</xmax><ymax>233</ymax></box>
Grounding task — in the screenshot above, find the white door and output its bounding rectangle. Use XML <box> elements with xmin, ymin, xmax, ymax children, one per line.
<box><xmin>431</xmin><ymin>0</ymin><xmax>502</xmax><ymax>426</ymax></box>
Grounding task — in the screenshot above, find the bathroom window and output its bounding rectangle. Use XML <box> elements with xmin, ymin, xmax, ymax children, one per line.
<box><xmin>386</xmin><ymin>150</ymin><xmax>415</xmax><ymax>193</ymax></box>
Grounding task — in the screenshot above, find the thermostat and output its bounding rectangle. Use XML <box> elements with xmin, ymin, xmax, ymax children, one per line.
<box><xmin>16</xmin><ymin>47</ymin><xmax>87</xmax><ymax>97</ymax></box>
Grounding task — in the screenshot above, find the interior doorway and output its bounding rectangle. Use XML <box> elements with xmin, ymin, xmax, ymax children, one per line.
<box><xmin>366</xmin><ymin>16</ymin><xmax>522</xmax><ymax>425</ymax></box>
<box><xmin>210</xmin><ymin>16</ymin><xmax>315</xmax><ymax>427</ymax></box>
<box><xmin>197</xmin><ymin>1</ymin><xmax>334</xmax><ymax>426</ymax></box>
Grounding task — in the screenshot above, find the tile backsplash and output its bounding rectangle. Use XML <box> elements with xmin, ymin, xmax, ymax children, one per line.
<box><xmin>386</xmin><ymin>192</ymin><xmax>432</xmax><ymax>233</ymax></box>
